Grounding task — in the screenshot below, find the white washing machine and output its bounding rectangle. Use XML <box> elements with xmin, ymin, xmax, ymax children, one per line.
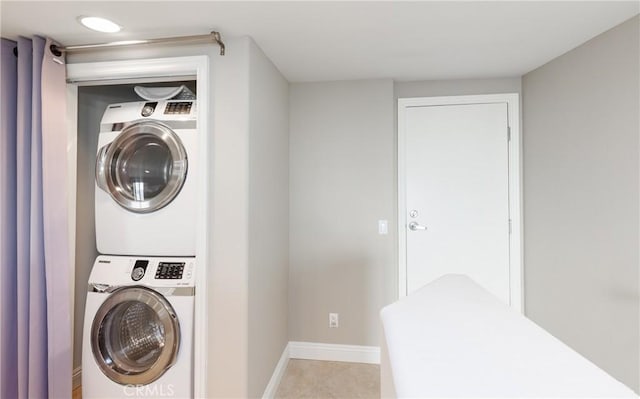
<box><xmin>82</xmin><ymin>255</ymin><xmax>195</xmax><ymax>399</ymax></box>
<box><xmin>95</xmin><ymin>100</ymin><xmax>197</xmax><ymax>256</ymax></box>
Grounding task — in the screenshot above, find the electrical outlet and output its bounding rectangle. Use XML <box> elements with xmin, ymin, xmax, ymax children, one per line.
<box><xmin>329</xmin><ymin>313</ymin><xmax>339</xmax><ymax>328</ymax></box>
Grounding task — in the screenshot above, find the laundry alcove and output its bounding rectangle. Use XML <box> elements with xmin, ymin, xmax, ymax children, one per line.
<box><xmin>66</xmin><ymin>55</ymin><xmax>212</xmax><ymax>397</ymax></box>
<box><xmin>66</xmin><ymin>38</ymin><xmax>290</xmax><ymax>398</ymax></box>
<box><xmin>72</xmin><ymin>78</ymin><xmax>197</xmax><ymax>389</ymax></box>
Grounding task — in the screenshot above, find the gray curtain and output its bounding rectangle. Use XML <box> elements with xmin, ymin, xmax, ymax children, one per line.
<box><xmin>0</xmin><ymin>36</ymin><xmax>71</xmax><ymax>399</ymax></box>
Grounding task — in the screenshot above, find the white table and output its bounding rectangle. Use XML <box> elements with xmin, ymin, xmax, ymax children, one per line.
<box><xmin>380</xmin><ymin>274</ymin><xmax>637</xmax><ymax>398</ymax></box>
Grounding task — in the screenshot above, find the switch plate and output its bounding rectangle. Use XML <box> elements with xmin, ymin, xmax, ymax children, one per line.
<box><xmin>329</xmin><ymin>313</ymin><xmax>339</xmax><ymax>328</ymax></box>
<box><xmin>378</xmin><ymin>220</ymin><xmax>388</xmax><ymax>235</ymax></box>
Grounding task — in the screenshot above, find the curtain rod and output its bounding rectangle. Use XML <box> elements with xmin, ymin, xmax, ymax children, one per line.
<box><xmin>50</xmin><ymin>31</ymin><xmax>225</xmax><ymax>56</ymax></box>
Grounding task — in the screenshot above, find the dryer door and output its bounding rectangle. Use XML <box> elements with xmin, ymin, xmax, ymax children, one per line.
<box><xmin>91</xmin><ymin>286</ymin><xmax>180</xmax><ymax>385</ymax></box>
<box><xmin>96</xmin><ymin>121</ymin><xmax>188</xmax><ymax>213</ymax></box>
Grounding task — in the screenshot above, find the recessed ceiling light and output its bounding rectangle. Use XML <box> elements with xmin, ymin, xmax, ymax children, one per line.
<box><xmin>78</xmin><ymin>16</ymin><xmax>121</xmax><ymax>33</ymax></box>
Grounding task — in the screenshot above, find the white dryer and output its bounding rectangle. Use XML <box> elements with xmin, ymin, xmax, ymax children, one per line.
<box><xmin>82</xmin><ymin>255</ymin><xmax>195</xmax><ymax>399</ymax></box>
<box><xmin>95</xmin><ymin>100</ymin><xmax>197</xmax><ymax>256</ymax></box>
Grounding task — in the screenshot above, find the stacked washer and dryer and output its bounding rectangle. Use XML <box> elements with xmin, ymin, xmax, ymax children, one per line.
<box><xmin>82</xmin><ymin>87</ymin><xmax>198</xmax><ymax>399</ymax></box>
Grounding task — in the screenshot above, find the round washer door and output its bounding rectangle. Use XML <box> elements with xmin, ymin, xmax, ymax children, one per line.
<box><xmin>91</xmin><ymin>286</ymin><xmax>180</xmax><ymax>385</ymax></box>
<box><xmin>96</xmin><ymin>121</ymin><xmax>188</xmax><ymax>213</ymax></box>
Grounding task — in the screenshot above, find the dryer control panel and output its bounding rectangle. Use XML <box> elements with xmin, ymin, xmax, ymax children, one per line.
<box><xmin>100</xmin><ymin>100</ymin><xmax>197</xmax><ymax>133</ymax></box>
<box><xmin>164</xmin><ymin>101</ymin><xmax>193</xmax><ymax>115</ymax></box>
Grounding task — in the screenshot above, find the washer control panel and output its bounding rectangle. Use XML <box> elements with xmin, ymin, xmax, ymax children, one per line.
<box><xmin>91</xmin><ymin>256</ymin><xmax>196</xmax><ymax>287</ymax></box>
<box><xmin>131</xmin><ymin>260</ymin><xmax>148</xmax><ymax>281</ymax></box>
<box><xmin>155</xmin><ymin>262</ymin><xmax>185</xmax><ymax>280</ymax></box>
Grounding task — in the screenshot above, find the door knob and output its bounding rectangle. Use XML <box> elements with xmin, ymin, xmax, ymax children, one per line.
<box><xmin>408</xmin><ymin>221</ymin><xmax>427</xmax><ymax>231</ymax></box>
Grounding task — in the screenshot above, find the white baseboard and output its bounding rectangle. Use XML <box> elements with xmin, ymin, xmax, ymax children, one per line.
<box><xmin>262</xmin><ymin>343</ymin><xmax>290</xmax><ymax>399</ymax></box>
<box><xmin>73</xmin><ymin>366</ymin><xmax>81</xmax><ymax>389</ymax></box>
<box><xmin>288</xmin><ymin>341</ymin><xmax>380</xmax><ymax>365</ymax></box>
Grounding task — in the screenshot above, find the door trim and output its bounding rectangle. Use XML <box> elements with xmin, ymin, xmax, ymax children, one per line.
<box><xmin>397</xmin><ymin>93</ymin><xmax>523</xmax><ymax>313</ymax></box>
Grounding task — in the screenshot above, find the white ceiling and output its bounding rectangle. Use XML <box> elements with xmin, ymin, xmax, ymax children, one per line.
<box><xmin>1</xmin><ymin>1</ymin><xmax>638</xmax><ymax>82</ymax></box>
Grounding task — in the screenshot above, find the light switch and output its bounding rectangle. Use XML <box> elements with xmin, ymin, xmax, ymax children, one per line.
<box><xmin>378</xmin><ymin>220</ymin><xmax>388</xmax><ymax>235</ymax></box>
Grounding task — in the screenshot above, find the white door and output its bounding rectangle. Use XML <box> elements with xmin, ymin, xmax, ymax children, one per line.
<box><xmin>401</xmin><ymin>100</ymin><xmax>514</xmax><ymax>304</ymax></box>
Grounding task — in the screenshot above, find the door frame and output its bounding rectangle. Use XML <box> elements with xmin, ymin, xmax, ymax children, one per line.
<box><xmin>66</xmin><ymin>56</ymin><xmax>210</xmax><ymax>396</ymax></box>
<box><xmin>397</xmin><ymin>93</ymin><xmax>523</xmax><ymax>312</ymax></box>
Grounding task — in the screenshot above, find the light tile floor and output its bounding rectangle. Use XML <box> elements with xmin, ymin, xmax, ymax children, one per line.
<box><xmin>73</xmin><ymin>359</ymin><xmax>379</xmax><ymax>399</ymax></box>
<box><xmin>275</xmin><ymin>359</ymin><xmax>380</xmax><ymax>399</ymax></box>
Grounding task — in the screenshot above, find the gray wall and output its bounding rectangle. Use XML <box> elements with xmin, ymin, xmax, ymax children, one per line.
<box><xmin>523</xmin><ymin>15</ymin><xmax>639</xmax><ymax>392</ymax></box>
<box><xmin>288</xmin><ymin>77</ymin><xmax>522</xmax><ymax>347</ymax></box>
<box><xmin>247</xmin><ymin>40</ymin><xmax>290</xmax><ymax>397</ymax></box>
<box><xmin>395</xmin><ymin>77</ymin><xmax>521</xmax><ymax>98</ymax></box>
<box><xmin>289</xmin><ymin>79</ymin><xmax>396</xmax><ymax>346</ymax></box>
<box><xmin>73</xmin><ymin>86</ymin><xmax>107</xmax><ymax>374</ymax></box>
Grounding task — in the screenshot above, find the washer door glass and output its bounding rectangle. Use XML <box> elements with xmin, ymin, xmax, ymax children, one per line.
<box><xmin>91</xmin><ymin>286</ymin><xmax>180</xmax><ymax>385</ymax></box>
<box><xmin>96</xmin><ymin>121</ymin><xmax>188</xmax><ymax>213</ymax></box>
